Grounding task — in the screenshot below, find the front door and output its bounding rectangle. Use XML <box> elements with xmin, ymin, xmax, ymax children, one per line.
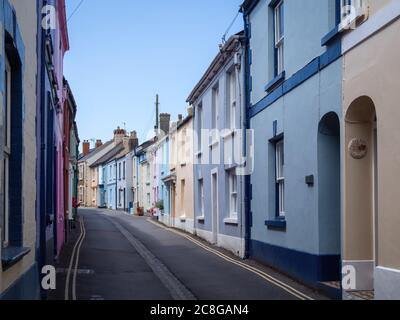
<box><xmin>211</xmin><ymin>172</ymin><xmax>218</xmax><ymax>244</ymax></box>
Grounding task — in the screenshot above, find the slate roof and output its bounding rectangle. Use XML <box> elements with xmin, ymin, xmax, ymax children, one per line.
<box><xmin>135</xmin><ymin>137</ymin><xmax>157</xmax><ymax>156</ymax></box>
<box><xmin>89</xmin><ymin>143</ymin><xmax>125</xmax><ymax>168</ymax></box>
<box><xmin>79</xmin><ymin>140</ymin><xmax>114</xmax><ymax>162</ymax></box>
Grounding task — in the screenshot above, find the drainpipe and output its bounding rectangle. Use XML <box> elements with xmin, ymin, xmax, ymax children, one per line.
<box><xmin>242</xmin><ymin>11</ymin><xmax>251</xmax><ymax>259</ymax></box>
<box><xmin>115</xmin><ymin>161</ymin><xmax>117</xmax><ymax>210</ymax></box>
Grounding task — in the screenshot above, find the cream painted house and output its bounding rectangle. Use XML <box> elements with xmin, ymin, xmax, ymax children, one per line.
<box><xmin>341</xmin><ymin>0</ymin><xmax>400</xmax><ymax>299</ymax></box>
<box><xmin>78</xmin><ymin>128</ymin><xmax>134</xmax><ymax>208</ymax></box>
<box><xmin>78</xmin><ymin>140</ymin><xmax>115</xmax><ymax>207</ymax></box>
<box><xmin>136</xmin><ymin>138</ymin><xmax>157</xmax><ymax>213</ymax></box>
<box><xmin>168</xmin><ymin>113</ymin><xmax>194</xmax><ymax>234</ymax></box>
<box><xmin>0</xmin><ymin>0</ymin><xmax>39</xmax><ymax>299</ymax></box>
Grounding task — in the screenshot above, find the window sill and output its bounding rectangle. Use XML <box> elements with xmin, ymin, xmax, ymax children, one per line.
<box><xmin>224</xmin><ymin>163</ymin><xmax>238</xmax><ymax>171</ymax></box>
<box><xmin>321</xmin><ymin>25</ymin><xmax>340</xmax><ymax>46</ymax></box>
<box><xmin>221</xmin><ymin>129</ymin><xmax>235</xmax><ymax>139</ymax></box>
<box><xmin>265</xmin><ymin>219</ymin><xmax>286</xmax><ymax>231</ymax></box>
<box><xmin>196</xmin><ymin>216</ymin><xmax>205</xmax><ymax>223</ymax></box>
<box><xmin>224</xmin><ymin>217</ymin><xmax>239</xmax><ymax>225</ymax></box>
<box><xmin>264</xmin><ymin>71</ymin><xmax>285</xmax><ymax>92</ymax></box>
<box><xmin>209</xmin><ymin>140</ymin><xmax>219</xmax><ymax>149</ymax></box>
<box><xmin>1</xmin><ymin>247</ymin><xmax>31</xmax><ymax>270</ymax></box>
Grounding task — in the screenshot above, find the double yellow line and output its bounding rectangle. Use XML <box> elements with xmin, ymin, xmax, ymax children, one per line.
<box><xmin>65</xmin><ymin>217</ymin><xmax>87</xmax><ymax>301</ymax></box>
<box><xmin>148</xmin><ymin>219</ymin><xmax>313</xmax><ymax>301</ymax></box>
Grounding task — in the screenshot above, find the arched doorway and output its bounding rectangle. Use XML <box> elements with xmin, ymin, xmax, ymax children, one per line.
<box><xmin>343</xmin><ymin>96</ymin><xmax>377</xmax><ymax>292</ymax></box>
<box><xmin>318</xmin><ymin>112</ymin><xmax>341</xmax><ymax>281</ymax></box>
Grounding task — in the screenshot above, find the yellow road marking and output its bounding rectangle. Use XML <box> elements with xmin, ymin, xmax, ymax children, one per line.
<box><xmin>72</xmin><ymin>216</ymin><xmax>86</xmax><ymax>300</ymax></box>
<box><xmin>147</xmin><ymin>218</ymin><xmax>314</xmax><ymax>301</ymax></box>
<box><xmin>65</xmin><ymin>217</ymin><xmax>85</xmax><ymax>300</ymax></box>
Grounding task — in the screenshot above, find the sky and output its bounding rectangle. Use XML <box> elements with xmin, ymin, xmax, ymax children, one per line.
<box><xmin>64</xmin><ymin>0</ymin><xmax>244</xmax><ymax>149</ymax></box>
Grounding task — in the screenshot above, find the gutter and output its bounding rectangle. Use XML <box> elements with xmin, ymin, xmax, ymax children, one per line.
<box><xmin>243</xmin><ymin>12</ymin><xmax>251</xmax><ymax>259</ymax></box>
<box><xmin>186</xmin><ymin>32</ymin><xmax>245</xmax><ymax>104</ymax></box>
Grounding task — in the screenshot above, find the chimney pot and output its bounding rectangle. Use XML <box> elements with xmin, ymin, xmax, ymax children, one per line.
<box><xmin>159</xmin><ymin>113</ymin><xmax>171</xmax><ymax>135</ymax></box>
<box><xmin>82</xmin><ymin>140</ymin><xmax>90</xmax><ymax>156</ymax></box>
<box><xmin>95</xmin><ymin>140</ymin><xmax>103</xmax><ymax>148</ymax></box>
<box><xmin>114</xmin><ymin>127</ymin><xmax>127</xmax><ymax>143</ymax></box>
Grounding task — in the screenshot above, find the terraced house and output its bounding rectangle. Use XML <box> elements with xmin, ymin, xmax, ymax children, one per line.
<box><xmin>167</xmin><ymin>111</ymin><xmax>194</xmax><ymax>233</ymax></box>
<box><xmin>0</xmin><ymin>0</ymin><xmax>39</xmax><ymax>299</ymax></box>
<box><xmin>340</xmin><ymin>0</ymin><xmax>400</xmax><ymax>300</ymax></box>
<box><xmin>240</xmin><ymin>0</ymin><xmax>400</xmax><ymax>300</ymax></box>
<box><xmin>189</xmin><ymin>32</ymin><xmax>247</xmax><ymax>257</ymax></box>
<box><xmin>241</xmin><ymin>0</ymin><xmax>343</xmax><ymax>290</ymax></box>
<box><xmin>0</xmin><ymin>0</ymin><xmax>79</xmax><ymax>299</ymax></box>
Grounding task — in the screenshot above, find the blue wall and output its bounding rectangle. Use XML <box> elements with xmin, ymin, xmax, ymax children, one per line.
<box><xmin>244</xmin><ymin>0</ymin><xmax>343</xmax><ymax>286</ymax></box>
<box><xmin>158</xmin><ymin>137</ymin><xmax>170</xmax><ymax>216</ymax></box>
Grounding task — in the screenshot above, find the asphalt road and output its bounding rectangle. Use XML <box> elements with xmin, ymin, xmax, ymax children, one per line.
<box><xmin>50</xmin><ymin>208</ymin><xmax>326</xmax><ymax>301</ymax></box>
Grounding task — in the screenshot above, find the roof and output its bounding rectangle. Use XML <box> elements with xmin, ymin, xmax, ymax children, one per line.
<box><xmin>186</xmin><ymin>31</ymin><xmax>244</xmax><ymax>105</ymax></box>
<box><xmin>135</xmin><ymin>137</ymin><xmax>157</xmax><ymax>156</ymax></box>
<box><xmin>90</xmin><ymin>143</ymin><xmax>125</xmax><ymax>168</ymax></box>
<box><xmin>177</xmin><ymin>114</ymin><xmax>193</xmax><ymax>130</ymax></box>
<box><xmin>79</xmin><ymin>140</ymin><xmax>114</xmax><ymax>162</ymax></box>
<box><xmin>240</xmin><ymin>0</ymin><xmax>258</xmax><ymax>15</ymax></box>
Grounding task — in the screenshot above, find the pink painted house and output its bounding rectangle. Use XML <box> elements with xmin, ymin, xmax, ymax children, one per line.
<box><xmin>54</xmin><ymin>0</ymin><xmax>70</xmax><ymax>257</ymax></box>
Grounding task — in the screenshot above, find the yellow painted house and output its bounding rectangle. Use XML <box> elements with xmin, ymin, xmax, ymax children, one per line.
<box><xmin>168</xmin><ymin>112</ymin><xmax>195</xmax><ymax>234</ymax></box>
<box><xmin>341</xmin><ymin>0</ymin><xmax>400</xmax><ymax>299</ymax></box>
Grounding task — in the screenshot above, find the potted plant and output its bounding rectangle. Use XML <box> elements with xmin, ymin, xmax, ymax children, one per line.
<box><xmin>155</xmin><ymin>200</ymin><xmax>164</xmax><ymax>213</ymax></box>
<box><xmin>137</xmin><ymin>206</ymin><xmax>144</xmax><ymax>217</ymax></box>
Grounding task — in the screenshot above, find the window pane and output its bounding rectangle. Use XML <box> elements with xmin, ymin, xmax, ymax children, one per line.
<box><xmin>279</xmin><ymin>181</ymin><xmax>285</xmax><ymax>216</ymax></box>
<box><xmin>279</xmin><ymin>3</ymin><xmax>284</xmax><ymax>38</ymax></box>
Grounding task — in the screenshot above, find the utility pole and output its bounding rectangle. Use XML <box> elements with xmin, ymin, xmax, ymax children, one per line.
<box><xmin>155</xmin><ymin>94</ymin><xmax>160</xmax><ymax>134</ymax></box>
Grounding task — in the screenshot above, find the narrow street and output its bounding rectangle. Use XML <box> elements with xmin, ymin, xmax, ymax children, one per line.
<box><xmin>50</xmin><ymin>209</ymin><xmax>326</xmax><ymax>301</ymax></box>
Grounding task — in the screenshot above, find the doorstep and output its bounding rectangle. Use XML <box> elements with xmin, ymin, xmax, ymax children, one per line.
<box><xmin>317</xmin><ymin>281</ymin><xmax>342</xmax><ymax>300</ymax></box>
<box><xmin>343</xmin><ymin>290</ymin><xmax>375</xmax><ymax>300</ymax></box>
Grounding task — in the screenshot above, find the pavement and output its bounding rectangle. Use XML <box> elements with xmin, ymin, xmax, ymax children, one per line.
<box><xmin>49</xmin><ymin>208</ymin><xmax>328</xmax><ymax>301</ymax></box>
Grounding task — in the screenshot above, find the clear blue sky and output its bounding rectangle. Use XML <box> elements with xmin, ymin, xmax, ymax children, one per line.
<box><xmin>64</xmin><ymin>0</ymin><xmax>244</xmax><ymax>149</ymax></box>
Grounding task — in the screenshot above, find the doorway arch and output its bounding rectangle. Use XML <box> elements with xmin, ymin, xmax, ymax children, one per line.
<box><xmin>343</xmin><ymin>96</ymin><xmax>377</xmax><ymax>291</ymax></box>
<box><xmin>318</xmin><ymin>112</ymin><xmax>341</xmax><ymax>281</ymax></box>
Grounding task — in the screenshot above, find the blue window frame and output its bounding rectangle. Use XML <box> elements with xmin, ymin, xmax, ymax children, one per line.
<box><xmin>275</xmin><ymin>139</ymin><xmax>285</xmax><ymax>218</ymax></box>
<box><xmin>273</xmin><ymin>0</ymin><xmax>284</xmax><ymax>76</ymax></box>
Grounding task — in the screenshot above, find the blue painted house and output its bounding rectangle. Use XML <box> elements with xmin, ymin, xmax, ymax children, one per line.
<box><xmin>241</xmin><ymin>0</ymin><xmax>343</xmax><ymax>288</ymax></box>
<box><xmin>157</xmin><ymin>135</ymin><xmax>171</xmax><ymax>225</ymax></box>
<box><xmin>188</xmin><ymin>32</ymin><xmax>247</xmax><ymax>258</ymax></box>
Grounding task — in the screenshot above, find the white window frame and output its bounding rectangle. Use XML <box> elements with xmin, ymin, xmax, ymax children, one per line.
<box><xmin>229</xmin><ymin>173</ymin><xmax>238</xmax><ymax>219</ymax></box>
<box><xmin>146</xmin><ymin>163</ymin><xmax>150</xmax><ymax>182</ymax></box>
<box><xmin>181</xmin><ymin>129</ymin><xmax>186</xmax><ymax>165</ymax></box>
<box><xmin>212</xmin><ymin>85</ymin><xmax>219</xmax><ymax>130</ymax></box>
<box><xmin>199</xmin><ymin>179</ymin><xmax>204</xmax><ymax>216</ymax></box>
<box><xmin>339</xmin><ymin>0</ymin><xmax>365</xmax><ymax>31</ymax></box>
<box><xmin>79</xmin><ymin>186</ymin><xmax>84</xmax><ymax>203</ymax></box>
<box><xmin>276</xmin><ymin>140</ymin><xmax>285</xmax><ymax>217</ymax></box>
<box><xmin>123</xmin><ymin>161</ymin><xmax>126</xmax><ymax>180</ymax></box>
<box><xmin>197</xmin><ymin>103</ymin><xmax>203</xmax><ymax>153</ymax></box>
<box><xmin>79</xmin><ymin>165</ymin><xmax>84</xmax><ymax>180</ymax></box>
<box><xmin>180</xmin><ymin>179</ymin><xmax>186</xmax><ymax>216</ymax></box>
<box><xmin>227</xmin><ymin>70</ymin><xmax>237</xmax><ymax>130</ymax></box>
<box><xmin>2</xmin><ymin>56</ymin><xmax>11</xmax><ymax>247</ymax></box>
<box><xmin>274</xmin><ymin>0</ymin><xmax>284</xmax><ymax>75</ymax></box>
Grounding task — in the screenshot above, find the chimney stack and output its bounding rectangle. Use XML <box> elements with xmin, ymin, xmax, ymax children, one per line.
<box><xmin>95</xmin><ymin>140</ymin><xmax>103</xmax><ymax>148</ymax></box>
<box><xmin>82</xmin><ymin>140</ymin><xmax>90</xmax><ymax>156</ymax></box>
<box><xmin>160</xmin><ymin>113</ymin><xmax>171</xmax><ymax>135</ymax></box>
<box><xmin>178</xmin><ymin>114</ymin><xmax>183</xmax><ymax>123</ymax></box>
<box><xmin>114</xmin><ymin>127</ymin><xmax>127</xmax><ymax>143</ymax></box>
<box><xmin>129</xmin><ymin>131</ymin><xmax>139</xmax><ymax>151</ymax></box>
